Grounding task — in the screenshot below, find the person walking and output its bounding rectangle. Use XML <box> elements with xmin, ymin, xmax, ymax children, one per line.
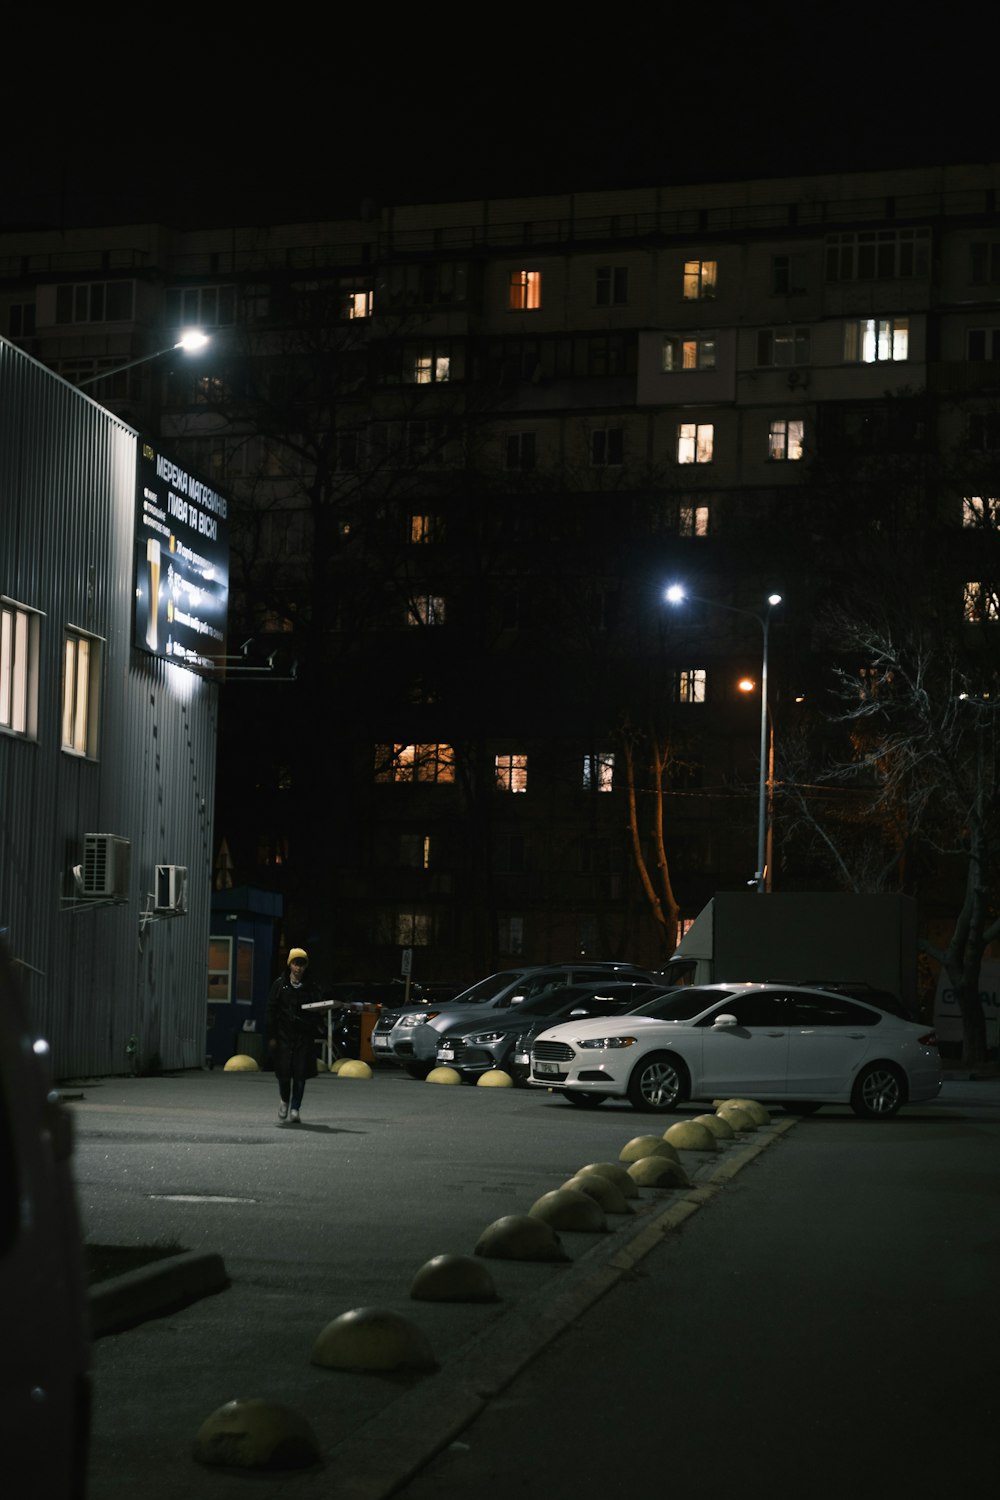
<box><xmin>266</xmin><ymin>948</ymin><xmax>322</xmax><ymax>1122</ymax></box>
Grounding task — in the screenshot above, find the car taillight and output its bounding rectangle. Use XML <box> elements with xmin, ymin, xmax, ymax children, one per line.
<box><xmin>918</xmin><ymin>1031</ymin><xmax>938</xmax><ymax>1047</ymax></box>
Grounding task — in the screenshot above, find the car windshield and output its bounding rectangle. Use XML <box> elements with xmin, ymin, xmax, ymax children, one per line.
<box><xmin>448</xmin><ymin>971</ymin><xmax>528</xmax><ymax>1006</ymax></box>
<box><xmin>630</xmin><ymin>986</ymin><xmax>735</xmax><ymax>1021</ymax></box>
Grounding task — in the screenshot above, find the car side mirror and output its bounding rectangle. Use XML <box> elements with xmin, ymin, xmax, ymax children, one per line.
<box><xmin>713</xmin><ymin>1014</ymin><xmax>738</xmax><ymax>1028</ymax></box>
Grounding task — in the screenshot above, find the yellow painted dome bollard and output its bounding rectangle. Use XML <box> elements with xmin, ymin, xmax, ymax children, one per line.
<box><xmin>477</xmin><ymin>1069</ymin><xmax>513</xmax><ymax>1088</ymax></box>
<box><xmin>311</xmin><ymin>1308</ymin><xmax>437</xmax><ymax>1372</ymax></box>
<box><xmin>562</xmin><ymin>1173</ymin><xmax>633</xmax><ymax>1215</ymax></box>
<box><xmin>337</xmin><ymin>1059</ymin><xmax>373</xmax><ymax>1079</ymax></box>
<box><xmin>691</xmin><ymin>1112</ymin><xmax>735</xmax><ymax>1140</ymax></box>
<box><xmin>410</xmin><ymin>1254</ymin><xmax>499</xmax><ymax>1302</ymax></box>
<box><xmin>619</xmin><ymin>1135</ymin><xmax>679</xmax><ymax>1164</ymax></box>
<box><xmin>663</xmin><ymin>1119</ymin><xmax>717</xmax><ymax>1151</ymax></box>
<box><xmin>474</xmin><ymin>1214</ymin><xmax>569</xmax><ymax>1262</ymax></box>
<box><xmin>627</xmin><ymin>1156</ymin><xmax>691</xmax><ymax>1189</ymax></box>
<box><xmin>529</xmin><ymin>1187</ymin><xmax>608</xmax><ymax>1233</ymax></box>
<box><xmin>425</xmin><ymin>1066</ymin><xmax>461</xmax><ymax>1085</ymax></box>
<box><xmin>223</xmin><ymin>1055</ymin><xmax>259</xmax><ymax>1072</ymax></box>
<box><xmin>715</xmin><ymin>1104</ymin><xmax>756</xmax><ymax>1131</ymax></box>
<box><xmin>193</xmin><ymin>1398</ymin><xmax>320</xmax><ymax>1470</ymax></box>
<box><xmin>576</xmin><ymin>1162</ymin><xmax>640</xmax><ymax>1198</ymax></box>
<box><xmin>719</xmin><ymin>1097</ymin><xmax>771</xmax><ymax>1126</ymax></box>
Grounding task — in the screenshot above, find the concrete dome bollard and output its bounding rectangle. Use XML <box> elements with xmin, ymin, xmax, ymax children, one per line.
<box><xmin>425</xmin><ymin>1066</ymin><xmax>462</xmax><ymax>1085</ymax></box>
<box><xmin>576</xmin><ymin>1162</ymin><xmax>641</xmax><ymax>1198</ymax></box>
<box><xmin>562</xmin><ymin>1173</ymin><xmax>633</xmax><ymax>1215</ymax></box>
<box><xmin>721</xmin><ymin>1097</ymin><xmax>771</xmax><ymax>1126</ymax></box>
<box><xmin>223</xmin><ymin>1055</ymin><xmax>259</xmax><ymax>1072</ymax></box>
<box><xmin>691</xmin><ymin>1112</ymin><xmax>736</xmax><ymax>1140</ymax></box>
<box><xmin>337</xmin><ymin>1059</ymin><xmax>373</xmax><ymax>1079</ymax></box>
<box><xmin>311</xmin><ymin>1308</ymin><xmax>437</xmax><ymax>1372</ymax></box>
<box><xmin>619</xmin><ymin>1135</ymin><xmax>680</xmax><ymax>1165</ymax></box>
<box><xmin>715</xmin><ymin>1104</ymin><xmax>756</xmax><ymax>1132</ymax></box>
<box><xmin>193</xmin><ymin>1399</ymin><xmax>321</xmax><ymax>1470</ymax></box>
<box><xmin>410</xmin><ymin>1254</ymin><xmax>499</xmax><ymax>1303</ymax></box>
<box><xmin>529</xmin><ymin>1187</ymin><xmax>608</xmax><ymax>1233</ymax></box>
<box><xmin>627</xmin><ymin>1156</ymin><xmax>691</xmax><ymax>1189</ymax></box>
<box><xmin>477</xmin><ymin>1069</ymin><xmax>513</xmax><ymax>1088</ymax></box>
<box><xmin>663</xmin><ymin>1120</ymin><xmax>717</xmax><ymax>1152</ymax></box>
<box><xmin>474</xmin><ymin>1214</ymin><xmax>569</xmax><ymax>1262</ymax></box>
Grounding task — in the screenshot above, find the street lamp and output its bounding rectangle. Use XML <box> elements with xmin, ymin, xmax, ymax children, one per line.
<box><xmin>77</xmin><ymin>329</ymin><xmax>210</xmax><ymax>387</ymax></box>
<box><xmin>666</xmin><ymin>584</ymin><xmax>782</xmax><ymax>893</ymax></box>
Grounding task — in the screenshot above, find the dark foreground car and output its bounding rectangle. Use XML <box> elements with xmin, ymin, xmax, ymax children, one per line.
<box><xmin>0</xmin><ymin>942</ymin><xmax>90</xmax><ymax>1497</ymax></box>
<box><xmin>529</xmin><ymin>982</ymin><xmax>942</xmax><ymax>1117</ymax></box>
<box><xmin>435</xmin><ymin>981</ymin><xmax>672</xmax><ymax>1082</ymax></box>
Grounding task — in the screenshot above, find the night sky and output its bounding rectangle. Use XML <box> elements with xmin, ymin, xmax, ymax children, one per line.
<box><xmin>4</xmin><ymin>6</ymin><xmax>998</xmax><ymax>231</ymax></box>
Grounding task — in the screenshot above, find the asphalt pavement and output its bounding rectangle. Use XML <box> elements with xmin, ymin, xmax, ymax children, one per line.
<box><xmin>68</xmin><ymin>1065</ymin><xmax>1000</xmax><ymax>1500</ymax></box>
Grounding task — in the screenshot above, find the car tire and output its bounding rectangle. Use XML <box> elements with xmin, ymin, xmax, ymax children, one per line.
<box><xmin>784</xmin><ymin>1101</ymin><xmax>822</xmax><ymax>1116</ymax></box>
<box><xmin>405</xmin><ymin>1062</ymin><xmax>432</xmax><ymax>1080</ymax></box>
<box><xmin>626</xmin><ymin>1052</ymin><xmax>688</xmax><ymax>1113</ymax></box>
<box><xmin>564</xmin><ymin>1092</ymin><xmax>607</xmax><ymax>1109</ymax></box>
<box><xmin>850</xmin><ymin>1062</ymin><xmax>906</xmax><ymax>1118</ymax></box>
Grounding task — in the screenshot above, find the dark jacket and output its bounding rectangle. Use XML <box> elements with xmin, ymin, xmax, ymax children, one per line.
<box><xmin>266</xmin><ymin>972</ymin><xmax>323</xmax><ymax>1077</ymax></box>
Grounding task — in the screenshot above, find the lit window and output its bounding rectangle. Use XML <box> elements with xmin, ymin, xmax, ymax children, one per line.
<box><xmin>496</xmin><ymin>753</ymin><xmax>528</xmax><ymax>792</ymax></box>
<box><xmin>963</xmin><ymin>496</ymin><xmax>1000</xmax><ymax>527</ymax></box>
<box><xmin>768</xmin><ymin>419</ymin><xmax>804</xmax><ymax>461</ymax></box>
<box><xmin>508</xmin><ymin>271</ymin><xmax>542</xmax><ymax>310</ymax></box>
<box><xmin>583</xmin><ymin>753</ymin><xmax>614</xmax><ymax>791</ymax></box>
<box><xmin>408</xmin><ymin>595</ymin><xmax>446</xmax><ymax>626</ymax></box>
<box><xmin>843</xmin><ymin>317</ymin><xmax>909</xmax><ymax>363</ymax></box>
<box><xmin>342</xmin><ymin>287</ymin><xmax>373</xmax><ymax>319</ymax></box>
<box><xmin>663</xmin><ymin>336</ymin><xmax>716</xmax><ymax>371</ymax></box>
<box><xmin>683</xmin><ymin>260</ymin><xmax>717</xmax><ymax>300</ymax></box>
<box><xmin>62</xmin><ymin>628</ymin><xmax>102</xmax><ymax>757</ymax></box>
<box><xmin>963</xmin><ymin>583</ymin><xmax>1000</xmax><ymax>622</ymax></box>
<box><xmin>591</xmin><ymin>428</ymin><xmax>624</xmax><ymax>467</ymax></box>
<box><xmin>505</xmin><ymin>432</ymin><xmax>536</xmax><ymax>471</ymax></box>
<box><xmin>1</xmin><ymin>598</ymin><xmax>40</xmax><ymax>739</ymax></box>
<box><xmin>675</xmin><ymin>668</ymin><xmax>707</xmax><ymax>703</ymax></box>
<box><xmin>376</xmin><ymin>744</ymin><xmax>456</xmax><ymax>784</ymax></box>
<box><xmin>595</xmin><ymin>266</ymin><xmax>628</xmax><ymax>306</ymax></box>
<box><xmin>411</xmin><ymin>353</ymin><xmax>450</xmax><ymax>384</ymax></box>
<box><xmin>399</xmin><ymin>834</ymin><xmax>433</xmax><ymax>869</ymax></box>
<box><xmin>679</xmin><ymin>504</ymin><xmax>710</xmax><ymax>536</ymax></box>
<box><xmin>409</xmin><ymin>514</ymin><xmax>443</xmax><ymax>544</ymax></box>
<box><xmin>387</xmin><ymin>910</ymin><xmax>433</xmax><ymax>946</ymax></box>
<box><xmin>756</xmin><ymin>327</ymin><xmax>810</xmax><ymax>366</ymax></box>
<box><xmin>677</xmin><ymin>423</ymin><xmax>714</xmax><ymax>464</ymax></box>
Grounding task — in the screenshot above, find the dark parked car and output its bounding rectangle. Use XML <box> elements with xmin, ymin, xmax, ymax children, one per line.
<box><xmin>435</xmin><ymin>981</ymin><xmax>672</xmax><ymax>1083</ymax></box>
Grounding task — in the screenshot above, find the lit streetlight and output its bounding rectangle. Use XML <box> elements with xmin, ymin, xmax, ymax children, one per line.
<box><xmin>666</xmin><ymin>584</ymin><xmax>782</xmax><ymax>892</ymax></box>
<box><xmin>78</xmin><ymin>329</ymin><xmax>210</xmax><ymax>388</ymax></box>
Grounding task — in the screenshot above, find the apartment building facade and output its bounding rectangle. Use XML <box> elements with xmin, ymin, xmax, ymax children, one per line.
<box><xmin>3</xmin><ymin>161</ymin><xmax>997</xmax><ymax>982</ymax></box>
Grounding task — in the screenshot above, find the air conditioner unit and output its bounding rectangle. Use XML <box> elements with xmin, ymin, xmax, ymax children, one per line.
<box><xmin>155</xmin><ymin>864</ymin><xmax>188</xmax><ymax>915</ymax></box>
<box><xmin>78</xmin><ymin>834</ymin><xmax>131</xmax><ymax>900</ymax></box>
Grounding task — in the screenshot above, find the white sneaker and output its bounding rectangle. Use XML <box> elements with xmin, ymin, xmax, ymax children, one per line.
<box><xmin>289</xmin><ymin>1108</ymin><xmax>300</xmax><ymax>1123</ymax></box>
<box><xmin>278</xmin><ymin>1102</ymin><xmax>288</xmax><ymax>1120</ymax></box>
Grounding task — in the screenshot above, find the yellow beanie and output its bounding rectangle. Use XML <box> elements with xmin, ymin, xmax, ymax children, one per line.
<box><xmin>287</xmin><ymin>947</ymin><xmax>309</xmax><ymax>966</ymax></box>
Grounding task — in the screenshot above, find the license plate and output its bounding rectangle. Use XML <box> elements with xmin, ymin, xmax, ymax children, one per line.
<box><xmin>438</xmin><ymin>1049</ymin><xmax>454</xmax><ymax>1061</ymax></box>
<box><xmin>534</xmin><ymin>1061</ymin><xmax>560</xmax><ymax>1076</ymax></box>
<box><xmin>373</xmin><ymin>1034</ymin><xmax>390</xmax><ymax>1050</ymax></box>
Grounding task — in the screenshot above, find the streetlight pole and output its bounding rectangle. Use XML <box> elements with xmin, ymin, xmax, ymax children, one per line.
<box><xmin>77</xmin><ymin>329</ymin><xmax>210</xmax><ymax>388</ymax></box>
<box><xmin>666</xmin><ymin>586</ymin><xmax>782</xmax><ymax>893</ymax></box>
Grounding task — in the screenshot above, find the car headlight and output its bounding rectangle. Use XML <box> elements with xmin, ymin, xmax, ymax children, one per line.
<box><xmin>400</xmin><ymin>1012</ymin><xmax>439</xmax><ymax>1028</ymax></box>
<box><xmin>466</xmin><ymin>1031</ymin><xmax>507</xmax><ymax>1045</ymax></box>
<box><xmin>577</xmin><ymin>1036</ymin><xmax>637</xmax><ymax>1049</ymax></box>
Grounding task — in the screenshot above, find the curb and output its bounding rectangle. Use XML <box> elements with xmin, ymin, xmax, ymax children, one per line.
<box><xmin>88</xmin><ymin>1250</ymin><xmax>230</xmax><ymax>1338</ymax></box>
<box><xmin>325</xmin><ymin>1116</ymin><xmax>797</xmax><ymax>1500</ymax></box>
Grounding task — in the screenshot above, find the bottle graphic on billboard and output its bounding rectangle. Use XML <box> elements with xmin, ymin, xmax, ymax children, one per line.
<box><xmin>146</xmin><ymin>538</ymin><xmax>161</xmax><ymax>650</ymax></box>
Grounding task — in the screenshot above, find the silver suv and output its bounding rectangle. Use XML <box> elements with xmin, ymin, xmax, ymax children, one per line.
<box><xmin>382</xmin><ymin>962</ymin><xmax>657</xmax><ymax>1077</ymax></box>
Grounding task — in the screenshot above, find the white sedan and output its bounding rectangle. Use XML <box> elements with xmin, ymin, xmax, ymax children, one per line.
<box><xmin>527</xmin><ymin>983</ymin><xmax>942</xmax><ymax>1118</ymax></box>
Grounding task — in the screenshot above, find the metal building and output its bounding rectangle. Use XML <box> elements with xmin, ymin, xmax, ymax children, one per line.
<box><xmin>0</xmin><ymin>337</ymin><xmax>227</xmax><ymax>1079</ymax></box>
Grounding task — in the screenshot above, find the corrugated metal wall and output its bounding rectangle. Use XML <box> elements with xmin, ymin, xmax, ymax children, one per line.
<box><xmin>0</xmin><ymin>338</ymin><xmax>220</xmax><ymax>1078</ymax></box>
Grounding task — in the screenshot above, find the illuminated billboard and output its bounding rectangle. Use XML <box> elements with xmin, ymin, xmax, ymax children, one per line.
<box><xmin>133</xmin><ymin>440</ymin><xmax>229</xmax><ymax>671</ymax></box>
